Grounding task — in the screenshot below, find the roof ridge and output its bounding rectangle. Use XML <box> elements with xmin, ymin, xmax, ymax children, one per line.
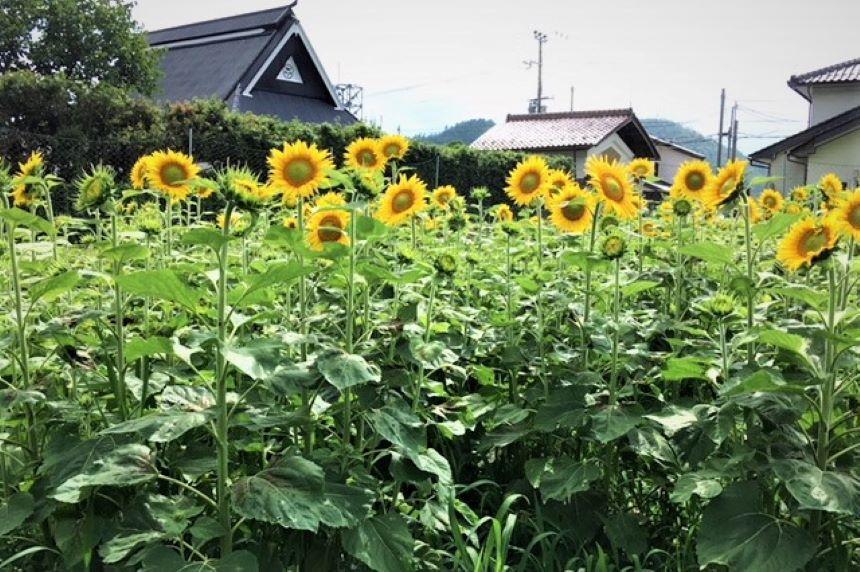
<box><xmin>506</xmin><ymin>108</ymin><xmax>632</xmax><ymax>121</ymax></box>
<box><xmin>790</xmin><ymin>56</ymin><xmax>860</xmax><ymax>83</ymax></box>
<box><xmin>148</xmin><ymin>3</ymin><xmax>293</xmax><ymax>37</ymax></box>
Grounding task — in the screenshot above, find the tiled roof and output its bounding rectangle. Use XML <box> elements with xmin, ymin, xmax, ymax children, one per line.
<box><xmin>789</xmin><ymin>57</ymin><xmax>860</xmax><ymax>86</ymax></box>
<box><xmin>652</xmin><ymin>137</ymin><xmax>705</xmax><ymax>159</ymax></box>
<box><xmin>471</xmin><ymin>109</ymin><xmax>633</xmax><ymax>151</ymax></box>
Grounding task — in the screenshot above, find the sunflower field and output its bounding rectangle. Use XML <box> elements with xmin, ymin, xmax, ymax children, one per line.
<box><xmin>0</xmin><ymin>135</ymin><xmax>858</xmax><ymax>571</ymax></box>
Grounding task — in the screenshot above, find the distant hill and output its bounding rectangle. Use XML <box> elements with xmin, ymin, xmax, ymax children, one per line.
<box><xmin>641</xmin><ymin>118</ymin><xmax>731</xmax><ymax>165</ymax></box>
<box><xmin>642</xmin><ymin>118</ymin><xmax>765</xmax><ymax>177</ymax></box>
<box><xmin>415</xmin><ymin>119</ymin><xmax>494</xmax><ymax>145</ymax></box>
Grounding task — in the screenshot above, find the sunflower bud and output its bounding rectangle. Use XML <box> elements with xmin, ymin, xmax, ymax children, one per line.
<box><xmin>672</xmin><ymin>198</ymin><xmax>692</xmax><ymax>217</ymax></box>
<box><xmin>706</xmin><ymin>292</ymin><xmax>736</xmax><ymax>318</ymax></box>
<box><xmin>134</xmin><ymin>202</ymin><xmax>163</xmax><ymax>236</ymax></box>
<box><xmin>75</xmin><ymin>165</ymin><xmax>116</xmax><ymax>212</ymax></box>
<box><xmin>434</xmin><ymin>252</ymin><xmax>457</xmax><ymax>276</ymax></box>
<box><xmin>601</xmin><ymin>234</ymin><xmax>627</xmax><ymax>260</ymax></box>
<box><xmin>218</xmin><ymin>166</ymin><xmax>266</xmax><ymax>211</ymax></box>
<box><xmin>600</xmin><ymin>214</ymin><xmax>620</xmax><ymax>230</ymax></box>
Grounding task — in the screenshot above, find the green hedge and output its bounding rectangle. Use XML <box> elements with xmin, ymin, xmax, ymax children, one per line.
<box><xmin>0</xmin><ymin>71</ymin><xmax>573</xmax><ymax>212</ymax></box>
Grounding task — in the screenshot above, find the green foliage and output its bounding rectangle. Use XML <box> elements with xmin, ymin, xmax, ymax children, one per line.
<box><xmin>0</xmin><ymin>72</ymin><xmax>572</xmax><ymax>212</ymax></box>
<box><xmin>0</xmin><ymin>0</ymin><xmax>159</xmax><ymax>94</ymax></box>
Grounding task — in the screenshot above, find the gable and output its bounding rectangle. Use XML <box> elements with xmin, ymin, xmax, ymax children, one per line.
<box><xmin>242</xmin><ymin>32</ymin><xmax>333</xmax><ymax>103</ymax></box>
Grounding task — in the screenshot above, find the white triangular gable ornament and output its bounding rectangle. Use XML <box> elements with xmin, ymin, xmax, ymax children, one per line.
<box><xmin>277</xmin><ymin>56</ymin><xmax>303</xmax><ymax>84</ymax></box>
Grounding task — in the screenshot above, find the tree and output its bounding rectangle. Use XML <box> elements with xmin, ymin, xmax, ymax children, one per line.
<box><xmin>0</xmin><ymin>0</ymin><xmax>159</xmax><ymax>95</ymax></box>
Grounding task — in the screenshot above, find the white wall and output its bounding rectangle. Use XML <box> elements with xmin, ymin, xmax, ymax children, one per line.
<box><xmin>576</xmin><ymin>133</ymin><xmax>634</xmax><ymax>178</ymax></box>
<box><xmin>809</xmin><ymin>84</ymin><xmax>860</xmax><ymax>126</ymax></box>
<box><xmin>805</xmin><ymin>127</ymin><xmax>860</xmax><ymax>188</ymax></box>
<box><xmin>767</xmin><ymin>151</ymin><xmax>807</xmax><ymax>192</ymax></box>
<box><xmin>654</xmin><ymin>144</ymin><xmax>699</xmax><ymax>183</ymax></box>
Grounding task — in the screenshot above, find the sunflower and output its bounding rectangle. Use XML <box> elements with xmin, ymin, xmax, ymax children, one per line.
<box><xmin>547</xmin><ymin>169</ymin><xmax>573</xmax><ymax>197</ymax></box>
<box><xmin>75</xmin><ymin>165</ymin><xmax>116</xmax><ymax>211</ymax></box>
<box><xmin>219</xmin><ymin>166</ymin><xmax>267</xmax><ymax>210</ymax></box>
<box><xmin>376</xmin><ymin>174</ymin><xmax>428</xmax><ymax>225</ymax></box>
<box><xmin>703</xmin><ymin>160</ymin><xmax>747</xmax><ymax>208</ymax></box>
<box><xmin>283</xmin><ymin>216</ymin><xmax>299</xmax><ymax>230</ymax></box>
<box><xmin>641</xmin><ymin>220</ymin><xmax>660</xmax><ymax>237</ymax></box>
<box><xmin>432</xmin><ymin>185</ymin><xmax>457</xmax><ymax>209</ymax></box>
<box><xmin>147</xmin><ymin>150</ymin><xmax>200</xmax><ymax>202</ymax></box>
<box><xmin>790</xmin><ymin>186</ymin><xmax>810</xmax><ymax>202</ymax></box>
<box><xmin>307</xmin><ymin>208</ymin><xmax>350</xmax><ymax>250</ymax></box>
<box><xmin>549</xmin><ymin>185</ymin><xmax>596</xmax><ymax>234</ymax></box>
<box><xmin>315</xmin><ymin>191</ymin><xmax>347</xmax><ymax>209</ymax></box>
<box><xmin>196</xmin><ymin>186</ymin><xmax>215</xmax><ymax>199</ymax></box>
<box><xmin>496</xmin><ymin>204</ymin><xmax>514</xmax><ymax>222</ymax></box>
<box><xmin>268</xmin><ymin>140</ymin><xmax>332</xmax><ymax>200</ymax></box>
<box><xmin>586</xmin><ymin>155</ymin><xmax>637</xmax><ymax>219</ymax></box>
<box><xmin>818</xmin><ymin>173</ymin><xmax>843</xmax><ymax>200</ymax></box>
<box><xmin>744</xmin><ymin>196</ymin><xmax>763</xmax><ymax>224</ymax></box>
<box><xmin>627</xmin><ymin>158</ymin><xmax>655</xmax><ymax>181</ymax></box>
<box><xmin>11</xmin><ymin>151</ymin><xmax>45</xmax><ymax>206</ymax></box>
<box><xmin>345</xmin><ymin>138</ymin><xmax>386</xmax><ymax>172</ymax></box>
<box><xmin>759</xmin><ymin>189</ymin><xmax>784</xmax><ymax>213</ymax></box>
<box><xmin>658</xmin><ymin>200</ymin><xmax>674</xmax><ymax>221</ymax></box>
<box><xmin>671</xmin><ymin>160</ymin><xmax>712</xmax><ymax>202</ymax></box>
<box><xmin>631</xmin><ymin>193</ymin><xmax>648</xmax><ymax>213</ymax></box>
<box><xmin>379</xmin><ymin>134</ymin><xmax>410</xmax><ymax>160</ymax></box>
<box><xmin>785</xmin><ymin>202</ymin><xmax>803</xmax><ymax>215</ymax></box>
<box><xmin>506</xmin><ymin>156</ymin><xmax>551</xmax><ymax>206</ymax></box>
<box><xmin>777</xmin><ymin>217</ymin><xmax>839</xmax><ymax>271</ymax></box>
<box><xmin>829</xmin><ymin>188</ymin><xmax>860</xmax><ymax>240</ymax></box>
<box><xmin>130</xmin><ymin>155</ymin><xmax>150</xmax><ymax>190</ymax></box>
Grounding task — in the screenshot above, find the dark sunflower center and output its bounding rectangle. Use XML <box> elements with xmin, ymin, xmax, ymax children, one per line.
<box><xmin>603</xmin><ymin>176</ymin><xmax>625</xmax><ymax>201</ymax></box>
<box><xmin>685</xmin><ymin>171</ymin><xmax>705</xmax><ymax>191</ymax></box>
<box><xmin>318</xmin><ymin>215</ymin><xmax>343</xmax><ymax>242</ymax></box>
<box><xmin>358</xmin><ymin>149</ymin><xmax>378</xmax><ymax>167</ymax></box>
<box><xmin>392</xmin><ymin>190</ymin><xmax>415</xmax><ymax>213</ymax></box>
<box><xmin>438</xmin><ymin>192</ymin><xmax>450</xmax><ymax>204</ymax></box>
<box><xmin>561</xmin><ymin>200</ymin><xmax>586</xmax><ymax>221</ymax></box>
<box><xmin>162</xmin><ymin>163</ymin><xmax>187</xmax><ymax>185</ymax></box>
<box><xmin>384</xmin><ymin>143</ymin><xmax>401</xmax><ymax>158</ymax></box>
<box><xmin>848</xmin><ymin>205</ymin><xmax>860</xmax><ymax>229</ymax></box>
<box><xmin>763</xmin><ymin>196</ymin><xmax>776</xmax><ymax>208</ymax></box>
<box><xmin>520</xmin><ymin>172</ymin><xmax>540</xmax><ymax>193</ymax></box>
<box><xmin>802</xmin><ymin>229</ymin><xmax>828</xmax><ymax>255</ymax></box>
<box><xmin>286</xmin><ymin>158</ymin><xmax>314</xmax><ymax>185</ymax></box>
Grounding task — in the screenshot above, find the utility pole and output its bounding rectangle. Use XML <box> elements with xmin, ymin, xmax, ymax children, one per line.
<box><xmin>524</xmin><ymin>31</ymin><xmax>549</xmax><ymax>113</ymax></box>
<box><xmin>728</xmin><ymin>102</ymin><xmax>739</xmax><ymax>161</ymax></box>
<box><xmin>570</xmin><ymin>86</ymin><xmax>575</xmax><ymax>111</ymax></box>
<box><xmin>535</xmin><ymin>30</ymin><xmax>546</xmax><ymax>109</ymax></box>
<box><xmin>716</xmin><ymin>89</ymin><xmax>725</xmax><ymax>167</ymax></box>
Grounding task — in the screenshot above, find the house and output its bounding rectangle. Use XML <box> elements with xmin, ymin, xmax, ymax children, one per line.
<box><xmin>750</xmin><ymin>57</ymin><xmax>860</xmax><ymax>191</ymax></box>
<box><xmin>148</xmin><ymin>3</ymin><xmax>355</xmax><ymax>124</ymax></box>
<box><xmin>470</xmin><ymin>109</ymin><xmax>660</xmax><ymax>179</ymax></box>
<box><xmin>651</xmin><ymin>137</ymin><xmax>705</xmax><ymax>182</ymax></box>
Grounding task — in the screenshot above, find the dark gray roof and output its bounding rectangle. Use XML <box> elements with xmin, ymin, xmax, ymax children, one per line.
<box><xmin>147</xmin><ymin>3</ymin><xmax>355</xmax><ymax>125</ymax></box>
<box><xmin>154</xmin><ymin>35</ymin><xmax>272</xmax><ymax>102</ymax></box>
<box><xmin>148</xmin><ymin>5</ymin><xmax>293</xmax><ymax>46</ymax></box>
<box><xmin>750</xmin><ymin>105</ymin><xmax>860</xmax><ymax>162</ymax></box>
<box><xmin>238</xmin><ymin>90</ymin><xmax>356</xmax><ymax>124</ymax></box>
<box><xmin>788</xmin><ymin>57</ymin><xmax>860</xmax><ymax>101</ymax></box>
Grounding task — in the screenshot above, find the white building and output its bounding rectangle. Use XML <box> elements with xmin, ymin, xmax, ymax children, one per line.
<box><xmin>470</xmin><ymin>109</ymin><xmax>660</xmax><ymax>179</ymax></box>
<box><xmin>651</xmin><ymin>137</ymin><xmax>705</xmax><ymax>183</ymax></box>
<box><xmin>750</xmin><ymin>57</ymin><xmax>860</xmax><ymax>191</ymax></box>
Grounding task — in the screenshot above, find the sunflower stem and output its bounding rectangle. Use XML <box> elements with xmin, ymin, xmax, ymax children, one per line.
<box><xmin>742</xmin><ymin>194</ymin><xmax>756</xmax><ymax>365</ymax></box>
<box><xmin>297</xmin><ymin>197</ymin><xmax>314</xmax><ymax>455</ymax></box>
<box><xmin>608</xmin><ymin>257</ymin><xmax>622</xmax><ymax>405</ymax></box>
<box><xmin>582</xmin><ymin>202</ymin><xmax>602</xmax><ymax>369</ymax></box>
<box><xmin>110</xmin><ymin>211</ymin><xmax>127</xmax><ymax>420</ymax></box>
<box><xmin>215</xmin><ymin>202</ymin><xmax>235</xmax><ymax>557</ymax></box>
<box><xmin>342</xmin><ymin>208</ymin><xmax>357</xmax><ymax>454</ymax></box>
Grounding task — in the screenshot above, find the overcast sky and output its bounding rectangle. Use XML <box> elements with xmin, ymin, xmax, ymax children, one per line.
<box><xmin>133</xmin><ymin>0</ymin><xmax>859</xmax><ymax>154</ymax></box>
